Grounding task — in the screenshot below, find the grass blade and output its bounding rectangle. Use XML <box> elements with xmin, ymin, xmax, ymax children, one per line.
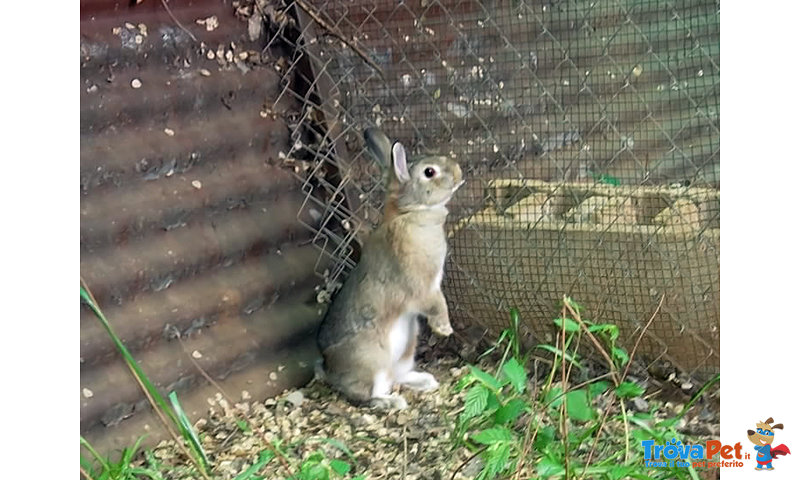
<box><xmin>81</xmin><ymin>282</ymin><xmax>210</xmax><ymax>478</ymax></box>
<box><xmin>80</xmin><ymin>285</ymin><xmax>178</xmax><ymax>427</ymax></box>
<box><xmin>80</xmin><ymin>436</ymin><xmax>110</xmax><ymax>472</ymax></box>
<box><xmin>168</xmin><ymin>391</ymin><xmax>210</xmax><ymax>470</ymax></box>
<box><xmin>234</xmin><ymin>450</ymin><xmax>275</xmax><ymax>480</ymax></box>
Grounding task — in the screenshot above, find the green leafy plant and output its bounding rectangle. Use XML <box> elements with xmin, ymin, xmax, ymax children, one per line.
<box><xmin>269</xmin><ymin>438</ymin><xmax>365</xmax><ymax>480</ymax></box>
<box><xmin>80</xmin><ymin>436</ymin><xmax>164</xmax><ymax>480</ymax></box>
<box><xmin>451</xmin><ymin>297</ymin><xmax>717</xmax><ymax>480</ymax></box>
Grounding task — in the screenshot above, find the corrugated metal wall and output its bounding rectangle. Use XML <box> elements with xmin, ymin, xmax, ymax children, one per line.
<box><xmin>80</xmin><ymin>0</ymin><xmax>326</xmax><ymax>452</ymax></box>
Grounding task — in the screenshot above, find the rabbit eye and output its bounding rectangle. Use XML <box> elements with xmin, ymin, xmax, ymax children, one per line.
<box><xmin>424</xmin><ymin>167</ymin><xmax>436</xmax><ymax>178</ymax></box>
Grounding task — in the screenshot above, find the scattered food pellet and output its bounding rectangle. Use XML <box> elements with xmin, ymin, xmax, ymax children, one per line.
<box><xmin>192</xmin><ymin>350</ymin><xmax>202</xmax><ymax>359</ymax></box>
<box><xmin>269</xmin><ymin>372</ymin><xmax>278</xmax><ymax>381</ymax></box>
<box><xmin>196</xmin><ymin>15</ymin><xmax>219</xmax><ymax>31</ymax></box>
<box><xmin>199</xmin><ymin>68</ymin><xmax>211</xmax><ymax>77</ymax></box>
<box><xmin>164</xmin><ymin>128</ymin><xmax>175</xmax><ymax>136</ymax></box>
<box><xmin>135</xmin><ymin>34</ymin><xmax>143</xmax><ymax>44</ymax></box>
<box><xmin>131</xmin><ymin>78</ymin><xmax>142</xmax><ymax>89</ymax></box>
<box><xmin>82</xmin><ymin>388</ymin><xmax>94</xmax><ymax>398</ymax></box>
<box><xmin>87</xmin><ymin>84</ymin><xmax>98</xmax><ymax>93</ymax></box>
<box><xmin>241</xmin><ymin>390</ymin><xmax>251</xmax><ymax>400</ymax></box>
<box><xmin>191</xmin><ymin>180</ymin><xmax>202</xmax><ymax>189</ymax></box>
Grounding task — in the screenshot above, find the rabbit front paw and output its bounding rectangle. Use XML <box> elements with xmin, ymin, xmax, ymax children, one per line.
<box><xmin>397</xmin><ymin>371</ymin><xmax>440</xmax><ymax>392</ymax></box>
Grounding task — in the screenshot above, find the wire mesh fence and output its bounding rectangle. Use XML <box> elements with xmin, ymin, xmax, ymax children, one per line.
<box><xmin>243</xmin><ymin>0</ymin><xmax>720</xmax><ymax>380</ymax></box>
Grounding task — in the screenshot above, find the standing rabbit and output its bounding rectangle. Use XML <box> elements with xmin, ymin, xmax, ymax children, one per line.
<box><xmin>316</xmin><ymin>128</ymin><xmax>464</xmax><ymax>410</ymax></box>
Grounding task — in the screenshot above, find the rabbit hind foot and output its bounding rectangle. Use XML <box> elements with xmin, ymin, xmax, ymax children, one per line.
<box><xmin>397</xmin><ymin>370</ymin><xmax>440</xmax><ymax>392</ymax></box>
<box><xmin>370</xmin><ymin>370</ymin><xmax>408</xmax><ymax>409</ymax></box>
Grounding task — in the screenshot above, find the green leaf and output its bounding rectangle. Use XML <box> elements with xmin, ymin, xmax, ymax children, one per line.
<box><xmin>471</xmin><ymin>426</ymin><xmax>513</xmax><ymax>445</ymax></box>
<box><xmin>486</xmin><ymin>390</ymin><xmax>501</xmax><ymax>413</ymax></box>
<box><xmin>329</xmin><ymin>459</ymin><xmax>351</xmax><ymax>476</ymax></box>
<box><xmin>129</xmin><ymin>466</ymin><xmax>165</xmax><ymax>480</ymax></box>
<box><xmin>302</xmin><ymin>463</ymin><xmax>328</xmax><ymax>480</ymax></box>
<box><xmin>608</xmin><ymin>465</ymin><xmax>635</xmax><ymax>480</ymax></box>
<box><xmin>495</xmin><ymin>398</ymin><xmax>527</xmax><ymax>424</ymax></box>
<box><xmin>462</xmin><ymin>385</ymin><xmax>489</xmax><ymax>421</ymax></box>
<box><xmin>454</xmin><ymin>374</ymin><xmax>476</xmax><ymax>392</ymax></box>
<box><xmin>656</xmin><ymin>417</ymin><xmax>680</xmax><ymax>429</ymax></box>
<box><xmin>501</xmin><ymin>358</ymin><xmax>527</xmax><ymax>394</ymax></box>
<box><xmin>536</xmin><ymin>456</ymin><xmax>565</xmax><ymax>476</ymax></box>
<box><xmin>169</xmin><ymin>391</ymin><xmax>210</xmax><ymax>470</ymax></box>
<box><xmin>468</xmin><ymin>366</ymin><xmax>505</xmax><ymax>391</ymax></box>
<box><xmin>553</xmin><ymin>317</ymin><xmax>581</xmax><ymax>333</ymax></box>
<box><xmin>80</xmin><ymin>436</ymin><xmax>110</xmax><ymax>473</ymax></box>
<box><xmin>630</xmin><ymin>428</ymin><xmax>651</xmax><ymax>443</ymax></box>
<box><xmin>565</xmin><ymin>389</ymin><xmax>595</xmax><ymax>422</ymax></box>
<box><xmin>612</xmin><ymin>347</ymin><xmax>629</xmax><ymax>365</ymax></box>
<box><xmin>533</xmin><ymin>425</ymin><xmax>556</xmax><ymax>452</ymax></box>
<box><xmin>80</xmin><ymin>456</ymin><xmax>95</xmax><ymax>476</ymax></box>
<box><xmin>234</xmin><ymin>450</ymin><xmax>275</xmax><ymax>480</ymax></box>
<box><xmin>587</xmin><ymin>323</ymin><xmax>619</xmax><ymax>341</ymax></box>
<box><xmin>615</xmin><ymin>381</ymin><xmax>645</xmax><ymax>398</ymax></box>
<box><xmin>509</xmin><ymin>308</ymin><xmax>520</xmax><ymax>330</ymax></box>
<box><xmin>478</xmin><ymin>330</ymin><xmax>509</xmax><ymax>360</ymax></box>
<box><xmin>543</xmin><ymin>386</ymin><xmax>564</xmax><ymax>408</ymax></box>
<box><xmin>306</xmin><ymin>438</ymin><xmax>357</xmax><ymax>463</ymax></box>
<box><xmin>235</xmin><ymin>418</ymin><xmax>251</xmax><ymax>433</ymax></box>
<box><xmin>588</xmin><ymin>380</ymin><xmax>610</xmax><ymax>399</ymax></box>
<box><xmin>484</xmin><ymin>443</ymin><xmax>511</xmax><ymax>478</ymax></box>
<box><xmin>80</xmin><ymin>285</ymin><xmax>92</xmax><ymax>304</ymax></box>
<box><xmin>306</xmin><ymin>452</ymin><xmax>325</xmax><ymax>463</ymax></box>
<box><xmin>535</xmin><ymin>345</ymin><xmax>585</xmax><ymax>370</ymax></box>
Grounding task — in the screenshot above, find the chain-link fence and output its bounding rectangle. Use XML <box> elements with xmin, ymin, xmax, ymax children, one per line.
<box><xmin>242</xmin><ymin>0</ymin><xmax>720</xmax><ymax>380</ymax></box>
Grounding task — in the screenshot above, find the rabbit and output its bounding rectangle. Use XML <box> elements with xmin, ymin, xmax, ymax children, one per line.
<box><xmin>316</xmin><ymin>127</ymin><xmax>464</xmax><ymax>410</ymax></box>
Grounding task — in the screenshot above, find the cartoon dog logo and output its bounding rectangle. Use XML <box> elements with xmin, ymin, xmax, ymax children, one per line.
<box><xmin>747</xmin><ymin>417</ymin><xmax>791</xmax><ymax>470</ymax></box>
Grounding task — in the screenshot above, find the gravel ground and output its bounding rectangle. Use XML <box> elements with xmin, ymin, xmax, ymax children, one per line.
<box><xmin>147</xmin><ymin>347</ymin><xmax>719</xmax><ymax>480</ymax></box>
<box><xmin>151</xmin><ymin>355</ymin><xmax>475</xmax><ymax>479</ymax></box>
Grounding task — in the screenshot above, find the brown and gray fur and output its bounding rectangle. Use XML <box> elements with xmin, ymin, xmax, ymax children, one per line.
<box><xmin>316</xmin><ymin>128</ymin><xmax>463</xmax><ymax>409</ymax></box>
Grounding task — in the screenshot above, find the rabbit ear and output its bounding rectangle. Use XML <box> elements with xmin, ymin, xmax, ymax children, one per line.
<box><xmin>364</xmin><ymin>128</ymin><xmax>393</xmax><ymax>166</ymax></box>
<box><xmin>392</xmin><ymin>142</ymin><xmax>411</xmax><ymax>183</ymax></box>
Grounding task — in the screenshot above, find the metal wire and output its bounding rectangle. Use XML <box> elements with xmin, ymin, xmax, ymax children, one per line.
<box><xmin>254</xmin><ymin>0</ymin><xmax>720</xmax><ymax>380</ymax></box>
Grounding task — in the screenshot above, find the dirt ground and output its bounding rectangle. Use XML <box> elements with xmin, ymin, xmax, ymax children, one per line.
<box><xmin>146</xmin><ymin>344</ymin><xmax>720</xmax><ymax>480</ymax></box>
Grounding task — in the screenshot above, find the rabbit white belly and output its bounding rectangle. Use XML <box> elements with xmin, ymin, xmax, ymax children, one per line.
<box><xmin>387</xmin><ymin>312</ymin><xmax>439</xmax><ymax>393</ymax></box>
<box><xmin>389</xmin><ymin>312</ymin><xmax>415</xmax><ymax>363</ymax></box>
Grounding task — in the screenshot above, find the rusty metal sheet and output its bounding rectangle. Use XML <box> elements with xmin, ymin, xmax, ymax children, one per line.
<box><xmin>80</xmin><ymin>0</ymin><xmax>326</xmax><ymax>453</ymax></box>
